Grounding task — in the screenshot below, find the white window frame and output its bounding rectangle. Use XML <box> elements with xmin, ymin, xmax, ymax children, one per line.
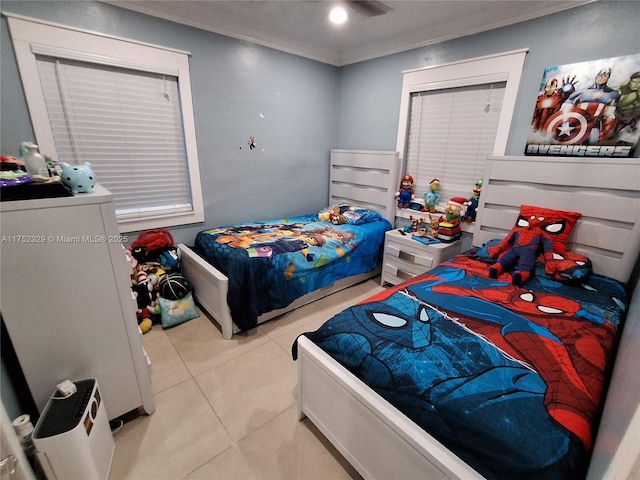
<box><xmin>6</xmin><ymin>13</ymin><xmax>204</xmax><ymax>232</ymax></box>
<box><xmin>395</xmin><ymin>49</ymin><xmax>528</xmax><ymax>216</ymax></box>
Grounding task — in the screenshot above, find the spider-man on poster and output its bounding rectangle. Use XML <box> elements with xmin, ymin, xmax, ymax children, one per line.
<box><xmin>525</xmin><ymin>53</ymin><xmax>640</xmax><ymax>158</ymax></box>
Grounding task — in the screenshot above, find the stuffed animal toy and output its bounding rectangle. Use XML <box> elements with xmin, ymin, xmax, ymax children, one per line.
<box><xmin>408</xmin><ymin>215</ymin><xmax>424</xmax><ymax>232</ymax></box>
<box><xmin>487</xmin><ymin>208</ymin><xmax>556</xmax><ymax>285</ymax></box>
<box><xmin>130</xmin><ymin>228</ymin><xmax>174</xmax><ymax>262</ymax></box>
<box><xmin>319</xmin><ymin>205</ymin><xmax>348</xmax><ymax>224</ymax></box>
<box><xmin>318</xmin><ymin>206</ymin><xmax>337</xmax><ymax>221</ymax></box>
<box><xmin>444</xmin><ymin>197</ymin><xmax>467</xmax><ymax>224</ymax></box>
<box><xmin>395</xmin><ymin>175</ymin><xmax>415</xmax><ymax>208</ymax></box>
<box><xmin>1</xmin><ymin>155</ymin><xmax>26</xmax><ymax>171</ymax></box>
<box><xmin>428</xmin><ymin>214</ymin><xmax>440</xmax><ymax>238</ymax></box>
<box><xmin>329</xmin><ymin>212</ymin><xmax>347</xmax><ymax>224</ymax></box>
<box><xmin>131</xmin><ymin>282</ymin><xmax>160</xmax><ymax>333</ymax></box>
<box><xmin>465</xmin><ymin>179</ymin><xmax>483</xmax><ymax>222</ymax></box>
<box><xmin>59</xmin><ymin>162</ymin><xmax>96</xmax><ymax>193</ymax></box>
<box><xmin>423</xmin><ymin>178</ymin><xmax>441</xmax><ymax>212</ymax></box>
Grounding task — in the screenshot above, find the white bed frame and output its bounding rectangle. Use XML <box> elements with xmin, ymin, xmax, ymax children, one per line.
<box><xmin>297</xmin><ymin>155</ymin><xmax>640</xmax><ymax>479</ymax></box>
<box><xmin>178</xmin><ymin>150</ymin><xmax>400</xmax><ymax>339</ymax></box>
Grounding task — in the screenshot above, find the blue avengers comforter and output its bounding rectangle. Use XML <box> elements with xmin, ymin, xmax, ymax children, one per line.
<box><xmin>194</xmin><ymin>212</ymin><xmax>391</xmax><ymax>331</ymax></box>
<box><xmin>296</xmin><ymin>248</ymin><xmax>628</xmax><ymax>479</ymax></box>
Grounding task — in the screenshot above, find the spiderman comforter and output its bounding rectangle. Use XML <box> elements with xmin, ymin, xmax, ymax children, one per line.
<box><xmin>194</xmin><ymin>212</ymin><xmax>391</xmax><ymax>331</ymax></box>
<box><xmin>298</xmin><ymin>248</ymin><xmax>628</xmax><ymax>479</ymax></box>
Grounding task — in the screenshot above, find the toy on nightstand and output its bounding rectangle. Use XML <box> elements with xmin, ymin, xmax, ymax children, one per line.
<box><xmin>409</xmin><ymin>197</ymin><xmax>426</xmax><ymax>211</ymax></box>
<box><xmin>423</xmin><ymin>178</ymin><xmax>441</xmax><ymax>212</ymax></box>
<box><xmin>444</xmin><ymin>197</ymin><xmax>467</xmax><ymax>225</ymax></box>
<box><xmin>465</xmin><ymin>179</ymin><xmax>483</xmax><ymax>222</ymax></box>
<box><xmin>415</xmin><ymin>219</ymin><xmax>430</xmax><ymax>236</ymax></box>
<box><xmin>408</xmin><ymin>215</ymin><xmax>425</xmax><ymax>232</ymax></box>
<box><xmin>428</xmin><ymin>214</ymin><xmax>440</xmax><ymax>238</ymax></box>
<box><xmin>395</xmin><ymin>175</ymin><xmax>415</xmax><ymax>208</ymax></box>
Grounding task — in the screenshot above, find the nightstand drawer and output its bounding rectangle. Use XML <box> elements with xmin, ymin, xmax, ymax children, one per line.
<box><xmin>381</xmin><ymin>229</ymin><xmax>460</xmax><ymax>286</ymax></box>
<box><xmin>386</xmin><ymin>244</ymin><xmax>435</xmax><ymax>268</ymax></box>
<box><xmin>383</xmin><ymin>255</ymin><xmax>430</xmax><ymax>284</ymax></box>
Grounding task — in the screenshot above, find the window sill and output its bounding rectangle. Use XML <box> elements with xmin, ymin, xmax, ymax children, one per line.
<box><xmin>117</xmin><ymin>211</ymin><xmax>205</xmax><ymax>233</ymax></box>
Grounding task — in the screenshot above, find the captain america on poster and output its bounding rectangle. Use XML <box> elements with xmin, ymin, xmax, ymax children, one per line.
<box><xmin>525</xmin><ymin>53</ymin><xmax>640</xmax><ymax>157</ymax></box>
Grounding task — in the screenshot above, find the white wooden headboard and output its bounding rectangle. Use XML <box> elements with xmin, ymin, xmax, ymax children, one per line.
<box><xmin>474</xmin><ymin>155</ymin><xmax>640</xmax><ymax>283</ymax></box>
<box><xmin>329</xmin><ymin>150</ymin><xmax>399</xmax><ymax>225</ymax></box>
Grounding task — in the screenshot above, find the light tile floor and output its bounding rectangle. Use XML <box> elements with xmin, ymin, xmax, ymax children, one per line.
<box><xmin>109</xmin><ymin>277</ymin><xmax>386</xmax><ymax>480</ymax></box>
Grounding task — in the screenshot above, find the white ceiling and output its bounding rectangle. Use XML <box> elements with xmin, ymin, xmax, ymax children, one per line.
<box><xmin>104</xmin><ymin>0</ymin><xmax>593</xmax><ymax>66</ymax></box>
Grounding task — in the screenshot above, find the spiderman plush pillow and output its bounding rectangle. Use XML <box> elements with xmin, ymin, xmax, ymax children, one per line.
<box><xmin>471</xmin><ymin>205</ymin><xmax>584</xmax><ymax>284</ymax></box>
<box><xmin>536</xmin><ymin>250</ymin><xmax>593</xmax><ymax>283</ymax></box>
<box><xmin>517</xmin><ymin>205</ymin><xmax>581</xmax><ymax>254</ymax></box>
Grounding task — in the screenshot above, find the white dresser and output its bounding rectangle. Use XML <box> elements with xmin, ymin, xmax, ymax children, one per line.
<box><xmin>1</xmin><ymin>185</ymin><xmax>154</xmax><ymax>420</ymax></box>
<box><xmin>381</xmin><ymin>229</ymin><xmax>460</xmax><ymax>286</ymax></box>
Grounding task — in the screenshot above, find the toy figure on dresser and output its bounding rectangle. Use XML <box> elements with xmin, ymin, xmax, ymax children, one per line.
<box><xmin>465</xmin><ymin>179</ymin><xmax>483</xmax><ymax>222</ymax></box>
<box><xmin>59</xmin><ymin>162</ymin><xmax>96</xmax><ymax>193</ymax></box>
<box><xmin>423</xmin><ymin>178</ymin><xmax>441</xmax><ymax>212</ymax></box>
<box><xmin>395</xmin><ymin>175</ymin><xmax>414</xmax><ymax>208</ymax></box>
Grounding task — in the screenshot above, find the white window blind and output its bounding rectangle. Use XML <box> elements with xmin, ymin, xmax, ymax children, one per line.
<box><xmin>405</xmin><ymin>82</ymin><xmax>506</xmax><ymax>201</ymax></box>
<box><xmin>35</xmin><ymin>55</ymin><xmax>193</xmax><ymax>220</ymax></box>
<box><xmin>7</xmin><ymin>14</ymin><xmax>204</xmax><ymax>232</ymax></box>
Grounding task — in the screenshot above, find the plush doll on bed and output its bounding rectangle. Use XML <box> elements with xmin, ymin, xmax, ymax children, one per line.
<box><xmin>318</xmin><ymin>205</ymin><xmax>347</xmax><ymax>224</ymax></box>
<box><xmin>395</xmin><ymin>174</ymin><xmax>414</xmax><ymax>208</ymax></box>
<box><xmin>487</xmin><ymin>208</ymin><xmax>556</xmax><ymax>286</ymax></box>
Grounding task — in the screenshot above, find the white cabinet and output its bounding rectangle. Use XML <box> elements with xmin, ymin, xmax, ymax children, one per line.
<box><xmin>1</xmin><ymin>185</ymin><xmax>154</xmax><ymax>420</ymax></box>
<box><xmin>381</xmin><ymin>229</ymin><xmax>460</xmax><ymax>286</ymax></box>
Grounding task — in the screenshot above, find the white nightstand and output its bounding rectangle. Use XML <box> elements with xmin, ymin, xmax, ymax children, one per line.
<box><xmin>381</xmin><ymin>229</ymin><xmax>460</xmax><ymax>286</ymax></box>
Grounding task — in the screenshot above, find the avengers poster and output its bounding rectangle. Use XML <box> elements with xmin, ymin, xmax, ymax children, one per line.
<box><xmin>525</xmin><ymin>54</ymin><xmax>640</xmax><ymax>158</ymax></box>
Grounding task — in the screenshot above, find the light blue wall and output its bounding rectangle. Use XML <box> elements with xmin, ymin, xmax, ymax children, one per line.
<box><xmin>2</xmin><ymin>0</ymin><xmax>639</xmax><ymax>417</ymax></box>
<box><xmin>0</xmin><ymin>1</ymin><xmax>339</xmax><ymax>246</ymax></box>
<box><xmin>335</xmin><ymin>0</ymin><xmax>640</xmax><ymax>156</ymax></box>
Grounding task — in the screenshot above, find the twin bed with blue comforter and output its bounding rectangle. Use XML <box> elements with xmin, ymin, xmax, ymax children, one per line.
<box><xmin>296</xmin><ymin>249</ymin><xmax>627</xmax><ymax>478</ymax></box>
<box><xmin>193</xmin><ymin>210</ymin><xmax>391</xmax><ymax>331</ymax></box>
<box><xmin>178</xmin><ymin>150</ymin><xmax>401</xmax><ymax>339</ymax></box>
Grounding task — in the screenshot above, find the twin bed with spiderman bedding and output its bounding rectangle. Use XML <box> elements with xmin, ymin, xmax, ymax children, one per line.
<box><xmin>294</xmin><ymin>156</ymin><xmax>640</xmax><ymax>480</ymax></box>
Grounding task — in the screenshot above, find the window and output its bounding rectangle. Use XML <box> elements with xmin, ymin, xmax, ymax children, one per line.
<box><xmin>7</xmin><ymin>14</ymin><xmax>204</xmax><ymax>232</ymax></box>
<box><xmin>396</xmin><ymin>50</ymin><xmax>527</xmax><ymax>208</ymax></box>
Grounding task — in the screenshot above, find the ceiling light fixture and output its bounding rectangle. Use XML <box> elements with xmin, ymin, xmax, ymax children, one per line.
<box><xmin>329</xmin><ymin>6</ymin><xmax>348</xmax><ymax>25</ymax></box>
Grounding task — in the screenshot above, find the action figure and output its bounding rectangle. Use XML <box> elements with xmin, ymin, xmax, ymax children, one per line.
<box><xmin>423</xmin><ymin>178</ymin><xmax>441</xmax><ymax>213</ymax></box>
<box><xmin>465</xmin><ymin>179</ymin><xmax>482</xmax><ymax>222</ymax></box>
<box><xmin>395</xmin><ymin>174</ymin><xmax>414</xmax><ymax>208</ymax></box>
